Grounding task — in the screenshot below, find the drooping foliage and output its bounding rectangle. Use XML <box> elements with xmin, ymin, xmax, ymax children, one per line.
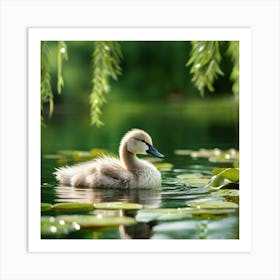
<box><xmin>187</xmin><ymin>41</ymin><xmax>239</xmax><ymax>96</ymax></box>
<box><xmin>40</xmin><ymin>41</ymin><xmax>239</xmax><ymax>127</ymax></box>
<box><xmin>90</xmin><ymin>41</ymin><xmax>122</xmax><ymax>127</ymax></box>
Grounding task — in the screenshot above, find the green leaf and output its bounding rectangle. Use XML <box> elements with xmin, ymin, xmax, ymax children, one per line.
<box><xmin>188</xmin><ymin>200</ymin><xmax>239</xmax><ymax>209</ymax></box>
<box><xmin>212</xmin><ymin>168</ymin><xmax>239</xmax><ymax>183</ymax></box>
<box><xmin>53</xmin><ymin>203</ymin><xmax>94</xmax><ymax>211</ymax></box>
<box><xmin>93</xmin><ymin>202</ymin><xmax>142</xmax><ymax>210</ymax></box>
<box><xmin>136</xmin><ymin>207</ymin><xmax>236</xmax><ymax>222</ymax></box>
<box><xmin>41</xmin><ymin>203</ymin><xmax>53</xmax><ymax>211</ymax></box>
<box><xmin>152</xmin><ymin>162</ymin><xmax>174</xmax><ymax>171</ymax></box>
<box><xmin>174</xmin><ymin>149</ymin><xmax>193</xmax><ymax>156</ymax></box>
<box><xmin>177</xmin><ymin>173</ymin><xmax>210</xmax><ymax>186</ymax></box>
<box><xmin>205</xmin><ymin>175</ymin><xmax>225</xmax><ymax>189</ymax></box>
<box><xmin>41</xmin><ymin>216</ymin><xmax>78</xmax><ymax>237</ymax></box>
<box><xmin>56</xmin><ymin>215</ymin><xmax>135</xmax><ymax>228</ymax></box>
<box><xmin>211</xmin><ymin>189</ymin><xmax>239</xmax><ymax>197</ymax></box>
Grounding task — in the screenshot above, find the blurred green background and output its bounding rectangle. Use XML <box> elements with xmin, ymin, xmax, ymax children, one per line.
<box><xmin>41</xmin><ymin>41</ymin><xmax>239</xmax><ymax>161</ymax></box>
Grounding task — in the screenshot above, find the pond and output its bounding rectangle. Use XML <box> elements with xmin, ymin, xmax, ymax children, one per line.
<box><xmin>41</xmin><ymin>97</ymin><xmax>239</xmax><ymax>239</ymax></box>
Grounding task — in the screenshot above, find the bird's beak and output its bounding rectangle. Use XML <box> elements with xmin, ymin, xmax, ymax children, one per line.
<box><xmin>146</xmin><ymin>144</ymin><xmax>164</xmax><ymax>158</ymax></box>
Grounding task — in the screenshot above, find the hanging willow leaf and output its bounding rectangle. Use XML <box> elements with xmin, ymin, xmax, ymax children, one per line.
<box><xmin>57</xmin><ymin>41</ymin><xmax>68</xmax><ymax>94</ymax></box>
<box><xmin>41</xmin><ymin>41</ymin><xmax>53</xmax><ymax>118</ymax></box>
<box><xmin>90</xmin><ymin>41</ymin><xmax>122</xmax><ymax>127</ymax></box>
<box><xmin>187</xmin><ymin>41</ymin><xmax>224</xmax><ymax>96</ymax></box>
<box><xmin>227</xmin><ymin>41</ymin><xmax>239</xmax><ymax>95</ymax></box>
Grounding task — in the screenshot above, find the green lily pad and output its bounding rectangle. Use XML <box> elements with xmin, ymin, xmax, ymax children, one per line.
<box><xmin>153</xmin><ymin>162</ymin><xmax>174</xmax><ymax>171</ymax></box>
<box><xmin>211</xmin><ymin>189</ymin><xmax>239</xmax><ymax>197</ymax></box>
<box><xmin>188</xmin><ymin>200</ymin><xmax>239</xmax><ymax>209</ymax></box>
<box><xmin>212</xmin><ymin>168</ymin><xmax>239</xmax><ymax>183</ymax></box>
<box><xmin>41</xmin><ymin>203</ymin><xmax>53</xmax><ymax>211</ymax></box>
<box><xmin>136</xmin><ymin>207</ymin><xmax>235</xmax><ymax>222</ymax></box>
<box><xmin>177</xmin><ymin>173</ymin><xmax>210</xmax><ymax>186</ymax></box>
<box><xmin>191</xmin><ymin>148</ymin><xmax>222</xmax><ymax>158</ymax></box>
<box><xmin>43</xmin><ymin>154</ymin><xmax>63</xmax><ymax>159</ymax></box>
<box><xmin>41</xmin><ymin>216</ymin><xmax>79</xmax><ymax>237</ymax></box>
<box><xmin>190</xmin><ymin>148</ymin><xmax>239</xmax><ymax>163</ymax></box>
<box><xmin>90</xmin><ymin>148</ymin><xmax>107</xmax><ymax>157</ymax></box>
<box><xmin>205</xmin><ymin>175</ymin><xmax>225</xmax><ymax>189</ymax></box>
<box><xmin>93</xmin><ymin>202</ymin><xmax>142</xmax><ymax>210</ymax></box>
<box><xmin>136</xmin><ymin>208</ymin><xmax>192</xmax><ymax>222</ymax></box>
<box><xmin>72</xmin><ymin>151</ymin><xmax>93</xmax><ymax>161</ymax></box>
<box><xmin>56</xmin><ymin>215</ymin><xmax>136</xmax><ymax>228</ymax></box>
<box><xmin>174</xmin><ymin>149</ymin><xmax>193</xmax><ymax>156</ymax></box>
<box><xmin>58</xmin><ymin>150</ymin><xmax>76</xmax><ymax>157</ymax></box>
<box><xmin>53</xmin><ymin>203</ymin><xmax>94</xmax><ymax>211</ymax></box>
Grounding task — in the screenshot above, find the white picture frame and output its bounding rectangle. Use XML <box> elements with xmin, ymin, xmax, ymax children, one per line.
<box><xmin>1</xmin><ymin>1</ymin><xmax>279</xmax><ymax>279</ymax></box>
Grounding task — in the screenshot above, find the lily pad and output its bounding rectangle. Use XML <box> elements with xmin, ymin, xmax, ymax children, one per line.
<box><xmin>90</xmin><ymin>148</ymin><xmax>107</xmax><ymax>157</ymax></box>
<box><xmin>212</xmin><ymin>168</ymin><xmax>239</xmax><ymax>183</ymax></box>
<box><xmin>153</xmin><ymin>162</ymin><xmax>174</xmax><ymax>171</ymax></box>
<box><xmin>136</xmin><ymin>208</ymin><xmax>193</xmax><ymax>223</ymax></box>
<box><xmin>177</xmin><ymin>173</ymin><xmax>210</xmax><ymax>186</ymax></box>
<box><xmin>41</xmin><ymin>216</ymin><xmax>78</xmax><ymax>237</ymax></box>
<box><xmin>93</xmin><ymin>202</ymin><xmax>142</xmax><ymax>210</ymax></box>
<box><xmin>136</xmin><ymin>207</ymin><xmax>235</xmax><ymax>223</ymax></box>
<box><xmin>41</xmin><ymin>203</ymin><xmax>53</xmax><ymax>211</ymax></box>
<box><xmin>53</xmin><ymin>203</ymin><xmax>94</xmax><ymax>211</ymax></box>
<box><xmin>58</xmin><ymin>150</ymin><xmax>76</xmax><ymax>157</ymax></box>
<box><xmin>188</xmin><ymin>200</ymin><xmax>239</xmax><ymax>209</ymax></box>
<box><xmin>56</xmin><ymin>215</ymin><xmax>136</xmax><ymax>228</ymax></box>
<box><xmin>191</xmin><ymin>148</ymin><xmax>222</xmax><ymax>158</ymax></box>
<box><xmin>72</xmin><ymin>151</ymin><xmax>93</xmax><ymax>161</ymax></box>
<box><xmin>174</xmin><ymin>149</ymin><xmax>193</xmax><ymax>156</ymax></box>
<box><xmin>205</xmin><ymin>175</ymin><xmax>225</xmax><ymax>189</ymax></box>
<box><xmin>211</xmin><ymin>189</ymin><xmax>239</xmax><ymax>197</ymax></box>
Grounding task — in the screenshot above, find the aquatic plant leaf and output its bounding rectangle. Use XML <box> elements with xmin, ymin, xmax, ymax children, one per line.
<box><xmin>211</xmin><ymin>189</ymin><xmax>239</xmax><ymax>197</ymax></box>
<box><xmin>43</xmin><ymin>154</ymin><xmax>63</xmax><ymax>159</ymax></box>
<box><xmin>174</xmin><ymin>149</ymin><xmax>193</xmax><ymax>156</ymax></box>
<box><xmin>212</xmin><ymin>168</ymin><xmax>239</xmax><ymax>183</ymax></box>
<box><xmin>177</xmin><ymin>173</ymin><xmax>210</xmax><ymax>186</ymax></box>
<box><xmin>188</xmin><ymin>200</ymin><xmax>239</xmax><ymax>209</ymax></box>
<box><xmin>90</xmin><ymin>148</ymin><xmax>107</xmax><ymax>157</ymax></box>
<box><xmin>205</xmin><ymin>175</ymin><xmax>225</xmax><ymax>189</ymax></box>
<box><xmin>136</xmin><ymin>207</ymin><xmax>235</xmax><ymax>222</ymax></box>
<box><xmin>56</xmin><ymin>215</ymin><xmax>135</xmax><ymax>228</ymax></box>
<box><xmin>41</xmin><ymin>216</ymin><xmax>78</xmax><ymax>237</ymax></box>
<box><xmin>53</xmin><ymin>203</ymin><xmax>94</xmax><ymax>211</ymax></box>
<box><xmin>153</xmin><ymin>162</ymin><xmax>174</xmax><ymax>171</ymax></box>
<box><xmin>93</xmin><ymin>202</ymin><xmax>142</xmax><ymax>210</ymax></box>
<box><xmin>72</xmin><ymin>151</ymin><xmax>93</xmax><ymax>161</ymax></box>
<box><xmin>136</xmin><ymin>208</ymin><xmax>192</xmax><ymax>222</ymax></box>
<box><xmin>191</xmin><ymin>148</ymin><xmax>222</xmax><ymax>158</ymax></box>
<box><xmin>41</xmin><ymin>203</ymin><xmax>53</xmax><ymax>211</ymax></box>
<box><xmin>58</xmin><ymin>150</ymin><xmax>75</xmax><ymax>156</ymax></box>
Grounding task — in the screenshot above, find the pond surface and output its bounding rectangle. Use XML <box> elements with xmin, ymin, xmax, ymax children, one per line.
<box><xmin>41</xmin><ymin>98</ymin><xmax>239</xmax><ymax>239</ymax></box>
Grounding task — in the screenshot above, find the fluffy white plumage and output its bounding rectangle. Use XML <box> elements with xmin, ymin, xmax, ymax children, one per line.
<box><xmin>54</xmin><ymin>129</ymin><xmax>164</xmax><ymax>188</ymax></box>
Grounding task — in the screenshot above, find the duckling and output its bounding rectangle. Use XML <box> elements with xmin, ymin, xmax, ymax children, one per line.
<box><xmin>54</xmin><ymin>128</ymin><xmax>164</xmax><ymax>188</ymax></box>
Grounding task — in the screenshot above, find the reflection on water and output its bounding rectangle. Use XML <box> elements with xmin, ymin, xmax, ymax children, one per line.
<box><xmin>41</xmin><ymin>99</ymin><xmax>239</xmax><ymax>239</ymax></box>
<box><xmin>54</xmin><ymin>185</ymin><xmax>161</xmax><ymax>209</ymax></box>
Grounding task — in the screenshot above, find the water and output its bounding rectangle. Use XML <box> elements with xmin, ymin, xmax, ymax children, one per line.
<box><xmin>41</xmin><ymin>98</ymin><xmax>239</xmax><ymax>239</ymax></box>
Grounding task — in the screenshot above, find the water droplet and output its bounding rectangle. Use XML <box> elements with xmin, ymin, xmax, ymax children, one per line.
<box><xmin>50</xmin><ymin>226</ymin><xmax>57</xmax><ymax>233</ymax></box>
<box><xmin>59</xmin><ymin>220</ymin><xmax>65</xmax><ymax>225</ymax></box>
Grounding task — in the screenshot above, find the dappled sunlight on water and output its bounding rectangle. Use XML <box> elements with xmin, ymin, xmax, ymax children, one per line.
<box><xmin>41</xmin><ymin>100</ymin><xmax>239</xmax><ymax>239</ymax></box>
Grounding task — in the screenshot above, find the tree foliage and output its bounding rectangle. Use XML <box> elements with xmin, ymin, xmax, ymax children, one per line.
<box><xmin>90</xmin><ymin>41</ymin><xmax>122</xmax><ymax>127</ymax></box>
<box><xmin>187</xmin><ymin>41</ymin><xmax>239</xmax><ymax>96</ymax></box>
<box><xmin>41</xmin><ymin>42</ymin><xmax>53</xmax><ymax>120</ymax></box>
<box><xmin>40</xmin><ymin>41</ymin><xmax>239</xmax><ymax>127</ymax></box>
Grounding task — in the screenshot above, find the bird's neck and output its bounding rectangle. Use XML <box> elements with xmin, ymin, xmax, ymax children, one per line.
<box><xmin>120</xmin><ymin>144</ymin><xmax>143</xmax><ymax>172</ymax></box>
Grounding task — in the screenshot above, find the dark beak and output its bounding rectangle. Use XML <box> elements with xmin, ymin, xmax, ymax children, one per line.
<box><xmin>146</xmin><ymin>144</ymin><xmax>164</xmax><ymax>158</ymax></box>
